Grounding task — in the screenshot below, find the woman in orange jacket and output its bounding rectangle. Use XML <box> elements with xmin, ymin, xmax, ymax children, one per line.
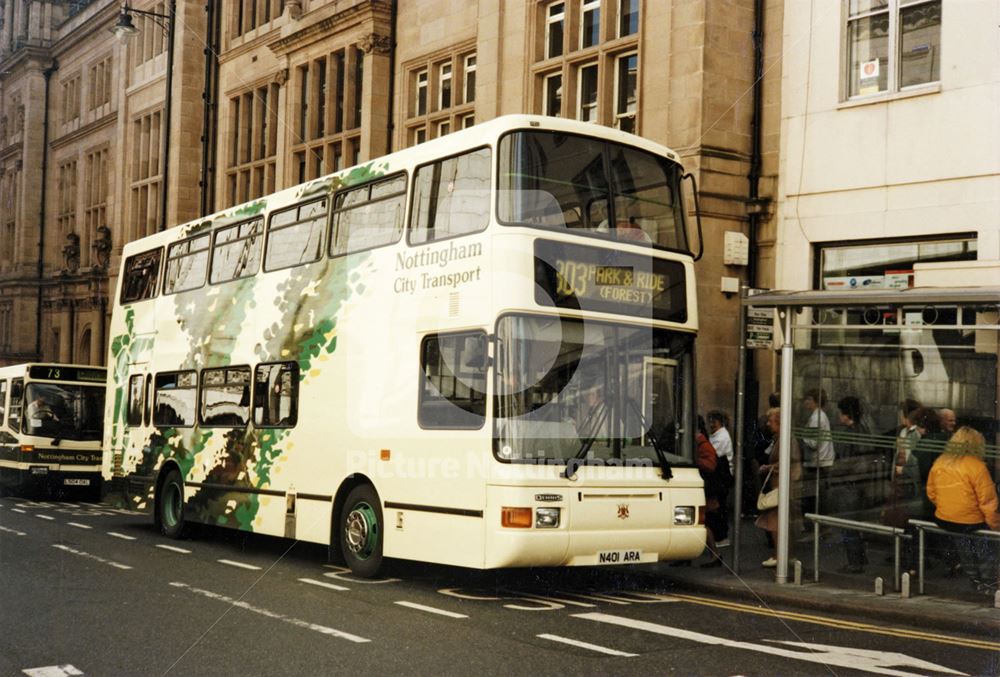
<box><xmin>926</xmin><ymin>426</ymin><xmax>1000</xmax><ymax>594</ymax></box>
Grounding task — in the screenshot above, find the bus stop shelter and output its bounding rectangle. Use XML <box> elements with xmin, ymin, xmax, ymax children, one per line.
<box><xmin>735</xmin><ymin>286</ymin><xmax>1000</xmax><ymax>584</ymax></box>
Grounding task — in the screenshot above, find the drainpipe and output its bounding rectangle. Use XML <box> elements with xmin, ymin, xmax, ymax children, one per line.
<box><xmin>200</xmin><ymin>0</ymin><xmax>220</xmax><ymax>216</ymax></box>
<box><xmin>35</xmin><ymin>58</ymin><xmax>59</xmax><ymax>360</ymax></box>
<box><xmin>385</xmin><ymin>0</ymin><xmax>397</xmax><ymax>155</ymax></box>
<box><xmin>733</xmin><ymin>0</ymin><xmax>766</xmax><ymax>575</ymax></box>
<box><xmin>159</xmin><ymin>0</ymin><xmax>176</xmax><ymax>230</ymax></box>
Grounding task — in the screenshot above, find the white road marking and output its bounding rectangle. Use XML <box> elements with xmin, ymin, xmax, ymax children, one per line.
<box><xmin>218</xmin><ymin>558</ymin><xmax>261</xmax><ymax>571</ymax></box>
<box><xmin>0</xmin><ymin>524</ymin><xmax>27</xmax><ymax>536</ymax></box>
<box><xmin>298</xmin><ymin>578</ymin><xmax>349</xmax><ymax>592</ymax></box>
<box><xmin>36</xmin><ymin>514</ymin><xmax>55</xmax><ymax>521</ymax></box>
<box><xmin>169</xmin><ymin>581</ymin><xmax>370</xmax><ymax>643</ymax></box>
<box><xmin>537</xmin><ymin>633</ymin><xmax>637</xmax><ymax>657</ymax></box>
<box><xmin>155</xmin><ymin>544</ymin><xmax>192</xmax><ymax>554</ymax></box>
<box><xmin>11</xmin><ymin>508</ymin><xmax>27</xmax><ymax>514</ymax></box>
<box><xmin>394</xmin><ymin>601</ymin><xmax>468</xmax><ymax>618</ymax></box>
<box><xmin>107</xmin><ymin>532</ymin><xmax>136</xmax><ymax>541</ymax></box>
<box><xmin>575</xmin><ymin>613</ymin><xmax>964</xmax><ymax>677</ymax></box>
<box><xmin>556</xmin><ymin>590</ymin><xmax>631</xmax><ymax>605</ymax></box>
<box><xmin>22</xmin><ymin>664</ymin><xmax>84</xmax><ymax>676</ymax></box>
<box><xmin>67</xmin><ymin>522</ymin><xmax>92</xmax><ymax>530</ymax></box>
<box><xmin>504</xmin><ymin>591</ymin><xmax>596</xmax><ymax>608</ymax></box>
<box><xmin>52</xmin><ymin>544</ymin><xmax>132</xmax><ymax>570</ymax></box>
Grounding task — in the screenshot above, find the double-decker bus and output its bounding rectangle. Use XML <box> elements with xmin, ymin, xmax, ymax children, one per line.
<box><xmin>0</xmin><ymin>363</ymin><xmax>106</xmax><ymax>499</ymax></box>
<box><xmin>102</xmin><ymin>115</ymin><xmax>704</xmax><ymax>576</ymax></box>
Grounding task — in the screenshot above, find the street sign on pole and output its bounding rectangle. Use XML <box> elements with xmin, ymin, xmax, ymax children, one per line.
<box><xmin>746</xmin><ymin>306</ymin><xmax>774</xmax><ymax>349</ymax></box>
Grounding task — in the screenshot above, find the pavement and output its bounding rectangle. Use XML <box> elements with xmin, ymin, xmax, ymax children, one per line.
<box><xmin>644</xmin><ymin>516</ymin><xmax>1000</xmax><ymax>640</ymax></box>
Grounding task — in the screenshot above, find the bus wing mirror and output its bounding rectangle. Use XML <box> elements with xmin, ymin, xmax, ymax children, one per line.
<box><xmin>681</xmin><ymin>172</ymin><xmax>704</xmax><ymax>262</ymax></box>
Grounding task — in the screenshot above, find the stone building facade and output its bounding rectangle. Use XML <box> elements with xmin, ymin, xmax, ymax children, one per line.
<box><xmin>0</xmin><ymin>0</ymin><xmax>783</xmax><ymax>417</ymax></box>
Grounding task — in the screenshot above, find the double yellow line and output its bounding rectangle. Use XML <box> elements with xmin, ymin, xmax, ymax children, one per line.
<box><xmin>670</xmin><ymin>593</ymin><xmax>1000</xmax><ymax>651</ymax></box>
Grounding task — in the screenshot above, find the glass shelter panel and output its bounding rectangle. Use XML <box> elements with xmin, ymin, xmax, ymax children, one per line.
<box><xmin>783</xmin><ymin>308</ymin><xmax>999</xmax><ymax>583</ymax></box>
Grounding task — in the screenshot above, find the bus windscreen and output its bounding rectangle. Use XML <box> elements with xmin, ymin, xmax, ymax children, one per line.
<box><xmin>23</xmin><ymin>383</ymin><xmax>105</xmax><ymax>441</ymax></box>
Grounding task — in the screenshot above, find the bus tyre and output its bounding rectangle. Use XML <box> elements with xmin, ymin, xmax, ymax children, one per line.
<box><xmin>339</xmin><ymin>484</ymin><xmax>384</xmax><ymax>577</ymax></box>
<box><xmin>157</xmin><ymin>468</ymin><xmax>186</xmax><ymax>539</ymax></box>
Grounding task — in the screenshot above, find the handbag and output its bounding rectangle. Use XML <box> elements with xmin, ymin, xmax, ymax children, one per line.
<box><xmin>757</xmin><ymin>468</ymin><xmax>779</xmax><ymax>511</ymax></box>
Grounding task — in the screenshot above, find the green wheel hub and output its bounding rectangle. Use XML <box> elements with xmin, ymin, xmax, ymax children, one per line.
<box><xmin>344</xmin><ymin>501</ymin><xmax>379</xmax><ymax>561</ymax></box>
<box><xmin>162</xmin><ymin>481</ymin><xmax>182</xmax><ymax>529</ymax></box>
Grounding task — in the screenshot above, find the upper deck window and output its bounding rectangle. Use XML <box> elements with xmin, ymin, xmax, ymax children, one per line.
<box><xmin>120</xmin><ymin>248</ymin><xmax>163</xmax><ymax>304</ymax></box>
<box><xmin>410</xmin><ymin>148</ymin><xmax>491</xmax><ymax>245</ymax></box>
<box><xmin>211</xmin><ymin>217</ymin><xmax>263</xmax><ymax>284</ymax></box>
<box><xmin>498</xmin><ymin>131</ymin><xmax>688</xmax><ymax>252</ymax></box>
<box><xmin>164</xmin><ymin>233</ymin><xmax>211</xmax><ymax>295</ymax></box>
<box><xmin>265</xmin><ymin>197</ymin><xmax>328</xmax><ymax>271</ymax></box>
<box><xmin>330</xmin><ymin>173</ymin><xmax>407</xmax><ymax>256</ymax></box>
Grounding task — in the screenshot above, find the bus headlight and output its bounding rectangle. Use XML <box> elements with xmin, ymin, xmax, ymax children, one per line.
<box><xmin>535</xmin><ymin>507</ymin><xmax>560</xmax><ymax>528</ymax></box>
<box><xmin>673</xmin><ymin>506</ymin><xmax>696</xmax><ymax>525</ymax></box>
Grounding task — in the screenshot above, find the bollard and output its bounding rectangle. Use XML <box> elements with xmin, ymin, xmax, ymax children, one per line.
<box><xmin>793</xmin><ymin>560</ymin><xmax>802</xmax><ymax>586</ymax></box>
<box><xmin>901</xmin><ymin>572</ymin><xmax>911</xmax><ymax>598</ymax></box>
<box><xmin>875</xmin><ymin>577</ymin><xmax>884</xmax><ymax>596</ymax></box>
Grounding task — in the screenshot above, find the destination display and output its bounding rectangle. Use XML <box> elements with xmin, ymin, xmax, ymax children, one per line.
<box><xmin>28</xmin><ymin>365</ymin><xmax>106</xmax><ymax>383</ymax></box>
<box><xmin>534</xmin><ymin>240</ymin><xmax>687</xmax><ymax>322</ymax></box>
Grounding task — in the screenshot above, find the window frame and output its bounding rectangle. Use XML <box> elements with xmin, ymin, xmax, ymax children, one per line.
<box><xmin>199</xmin><ymin>365</ymin><xmax>252</xmax><ymax>428</ymax></box>
<box><xmin>543</xmin><ymin>71</ymin><xmax>563</xmax><ymax>118</ymax></box>
<box><xmin>253</xmin><ymin>361</ymin><xmax>299</xmax><ymax>429</ymax></box>
<box><xmin>418</xmin><ymin>330</ymin><xmax>489</xmax><ymax>430</ymax></box>
<box><xmin>263</xmin><ymin>196</ymin><xmax>329</xmax><ymax>273</ymax></box>
<box><xmin>407</xmin><ymin>145</ymin><xmax>493</xmax><ymax>247</ymax></box>
<box><xmin>463</xmin><ymin>54</ymin><xmax>477</xmax><ymax>104</ymax></box>
<box><xmin>617</xmin><ymin>0</ymin><xmax>639</xmax><ymax>38</ymax></box>
<box><xmin>210</xmin><ymin>216</ymin><xmax>264</xmax><ymax>284</ymax></box>
<box><xmin>438</xmin><ymin>62</ymin><xmax>453</xmax><ymax>111</ymax></box>
<box><xmin>153</xmin><ymin>370</ymin><xmax>198</xmax><ymax>429</ymax></box>
<box><xmin>577</xmin><ymin>63</ymin><xmax>599</xmax><ymax>122</ymax></box>
<box><xmin>163</xmin><ymin>232</ymin><xmax>211</xmax><ymax>296</ymax></box>
<box><xmin>415</xmin><ymin>69</ymin><xmax>429</xmax><ymax>117</ymax></box>
<box><xmin>120</xmin><ymin>247</ymin><xmax>163</xmax><ymax>305</ymax></box>
<box><xmin>126</xmin><ymin>374</ymin><xmax>144</xmax><ymax>427</ymax></box>
<box><xmin>843</xmin><ymin>0</ymin><xmax>941</xmax><ymax>100</ymax></box>
<box><xmin>580</xmin><ymin>0</ymin><xmax>602</xmax><ymax>50</ymax></box>
<box><xmin>329</xmin><ymin>171</ymin><xmax>408</xmax><ymax>258</ymax></box>
<box><xmin>613</xmin><ymin>51</ymin><xmax>638</xmax><ymax>132</ymax></box>
<box><xmin>545</xmin><ymin>2</ymin><xmax>566</xmax><ymax>59</ymax></box>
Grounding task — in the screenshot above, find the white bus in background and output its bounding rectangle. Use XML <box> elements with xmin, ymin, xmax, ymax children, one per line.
<box><xmin>0</xmin><ymin>363</ymin><xmax>106</xmax><ymax>499</ymax></box>
<box><xmin>102</xmin><ymin>115</ymin><xmax>705</xmax><ymax>576</ymax></box>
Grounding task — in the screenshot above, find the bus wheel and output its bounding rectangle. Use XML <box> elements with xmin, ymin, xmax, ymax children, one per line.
<box><xmin>339</xmin><ymin>484</ymin><xmax>383</xmax><ymax>577</ymax></box>
<box><xmin>157</xmin><ymin>468</ymin><xmax>186</xmax><ymax>539</ymax></box>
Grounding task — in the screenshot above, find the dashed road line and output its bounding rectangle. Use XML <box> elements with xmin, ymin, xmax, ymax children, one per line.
<box><xmin>11</xmin><ymin>508</ymin><xmax>26</xmax><ymax>514</ymax></box>
<box><xmin>299</xmin><ymin>578</ymin><xmax>350</xmax><ymax>592</ymax></box>
<box><xmin>537</xmin><ymin>633</ymin><xmax>637</xmax><ymax>657</ymax></box>
<box><xmin>67</xmin><ymin>522</ymin><xmax>92</xmax><ymax>530</ymax></box>
<box><xmin>52</xmin><ymin>544</ymin><xmax>132</xmax><ymax>570</ymax></box>
<box><xmin>156</xmin><ymin>544</ymin><xmax>192</xmax><ymax>554</ymax></box>
<box><xmin>0</xmin><ymin>524</ymin><xmax>26</xmax><ymax>536</ymax></box>
<box><xmin>218</xmin><ymin>559</ymin><xmax>261</xmax><ymax>571</ymax></box>
<box><xmin>169</xmin><ymin>582</ymin><xmax>370</xmax><ymax>643</ymax></box>
<box><xmin>108</xmin><ymin>532</ymin><xmax>137</xmax><ymax>541</ymax></box>
<box><xmin>394</xmin><ymin>601</ymin><xmax>468</xmax><ymax>619</ymax></box>
<box><xmin>36</xmin><ymin>514</ymin><xmax>55</xmax><ymax>521</ymax></box>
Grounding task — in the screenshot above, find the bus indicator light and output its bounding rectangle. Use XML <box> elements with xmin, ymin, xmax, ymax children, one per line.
<box><xmin>380</xmin><ymin>449</ymin><xmax>391</xmax><ymax>461</ymax></box>
<box><xmin>501</xmin><ymin>507</ymin><xmax>533</xmax><ymax>528</ymax></box>
<box><xmin>20</xmin><ymin>445</ymin><xmax>34</xmax><ymax>453</ymax></box>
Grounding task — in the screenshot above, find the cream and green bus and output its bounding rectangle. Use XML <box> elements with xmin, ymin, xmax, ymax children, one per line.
<box><xmin>102</xmin><ymin>115</ymin><xmax>705</xmax><ymax>576</ymax></box>
<box><xmin>0</xmin><ymin>363</ymin><xmax>106</xmax><ymax>499</ymax></box>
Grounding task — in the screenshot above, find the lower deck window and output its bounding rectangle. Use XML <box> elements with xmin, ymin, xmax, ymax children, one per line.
<box><xmin>154</xmin><ymin>371</ymin><xmax>197</xmax><ymax>428</ymax></box>
<box><xmin>253</xmin><ymin>362</ymin><xmax>298</xmax><ymax>427</ymax></box>
<box><xmin>200</xmin><ymin>366</ymin><xmax>251</xmax><ymax>427</ymax></box>
<box><xmin>419</xmin><ymin>331</ymin><xmax>487</xmax><ymax>429</ymax></box>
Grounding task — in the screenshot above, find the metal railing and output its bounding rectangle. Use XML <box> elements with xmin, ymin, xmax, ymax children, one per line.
<box><xmin>908</xmin><ymin>519</ymin><xmax>1000</xmax><ymax>595</ymax></box>
<box><xmin>804</xmin><ymin>512</ymin><xmax>911</xmax><ymax>590</ymax></box>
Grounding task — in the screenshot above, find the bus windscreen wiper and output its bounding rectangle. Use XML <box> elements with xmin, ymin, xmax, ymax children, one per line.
<box><xmin>561</xmin><ymin>400</ymin><xmax>608</xmax><ymax>479</ymax></box>
<box><xmin>627</xmin><ymin>398</ymin><xmax>673</xmax><ymax>481</ymax></box>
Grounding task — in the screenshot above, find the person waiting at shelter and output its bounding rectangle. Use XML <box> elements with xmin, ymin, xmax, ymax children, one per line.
<box><xmin>926</xmin><ymin>426</ymin><xmax>1000</xmax><ymax>595</ymax></box>
<box><xmin>756</xmin><ymin>407</ymin><xmax>802</xmax><ymax>568</ymax></box>
<box><xmin>800</xmin><ymin>388</ymin><xmax>834</xmax><ymax>516</ymax></box>
<box><xmin>706</xmin><ymin>409</ymin><xmax>734</xmax><ymax>546</ymax></box>
<box><xmin>829</xmin><ymin>395</ymin><xmax>870</xmax><ymax>573</ymax></box>
<box><xmin>671</xmin><ymin>419</ymin><xmax>719</xmax><ymax>567</ymax></box>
